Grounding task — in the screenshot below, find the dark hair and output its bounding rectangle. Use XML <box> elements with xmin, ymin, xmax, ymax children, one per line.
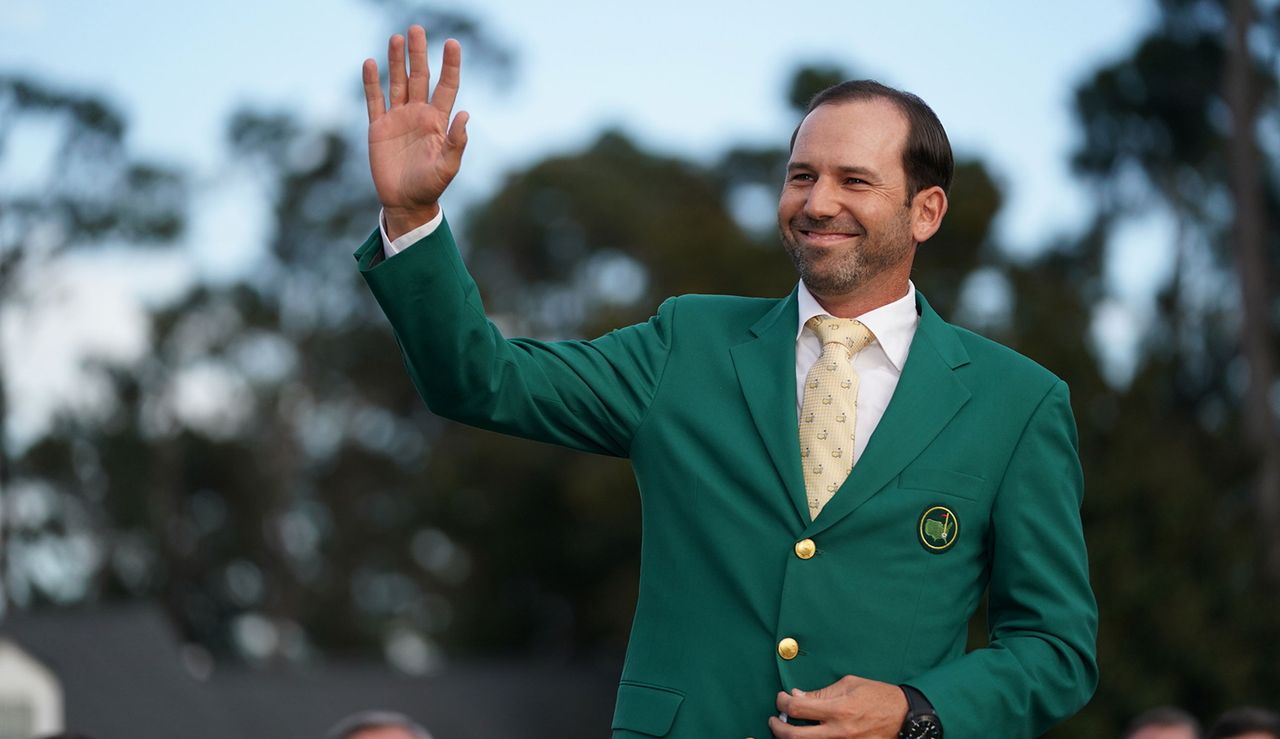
<box><xmin>789</xmin><ymin>79</ymin><xmax>954</xmax><ymax>201</ymax></box>
<box><xmin>1208</xmin><ymin>706</ymin><xmax>1280</xmax><ymax>739</ymax></box>
<box><xmin>1123</xmin><ymin>706</ymin><xmax>1203</xmax><ymax>738</ymax></box>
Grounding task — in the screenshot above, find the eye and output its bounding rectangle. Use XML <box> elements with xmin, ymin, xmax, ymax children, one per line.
<box><xmin>788</xmin><ymin>172</ymin><xmax>815</xmax><ymax>182</ymax></box>
<box><xmin>844</xmin><ymin>177</ymin><xmax>867</xmax><ymax>186</ymax></box>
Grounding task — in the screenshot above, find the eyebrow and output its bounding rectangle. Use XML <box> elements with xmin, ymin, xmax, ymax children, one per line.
<box><xmin>786</xmin><ymin>162</ymin><xmax>882</xmax><ymax>179</ymax></box>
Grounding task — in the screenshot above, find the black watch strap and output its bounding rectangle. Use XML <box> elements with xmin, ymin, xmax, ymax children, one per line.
<box><xmin>901</xmin><ymin>684</ymin><xmax>933</xmax><ymax>712</ymax></box>
<box><xmin>899</xmin><ymin>684</ymin><xmax>943</xmax><ymax>739</ymax></box>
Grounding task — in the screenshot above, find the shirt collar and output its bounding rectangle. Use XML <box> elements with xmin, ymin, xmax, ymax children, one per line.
<box><xmin>795</xmin><ymin>280</ymin><xmax>918</xmax><ymax>372</ymax></box>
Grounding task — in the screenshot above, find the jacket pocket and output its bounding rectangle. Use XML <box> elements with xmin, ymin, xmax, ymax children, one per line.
<box><xmin>899</xmin><ymin>466</ymin><xmax>986</xmax><ymax>501</ymax></box>
<box><xmin>611</xmin><ymin>682</ymin><xmax>685</xmax><ymax>737</ymax></box>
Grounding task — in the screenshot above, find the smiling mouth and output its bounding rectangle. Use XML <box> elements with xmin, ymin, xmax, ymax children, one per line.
<box><xmin>799</xmin><ymin>230</ymin><xmax>859</xmax><ymax>244</ymax></box>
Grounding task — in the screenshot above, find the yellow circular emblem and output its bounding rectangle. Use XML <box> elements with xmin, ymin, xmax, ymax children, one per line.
<box><xmin>918</xmin><ymin>505</ymin><xmax>959</xmax><ymax>553</ymax></box>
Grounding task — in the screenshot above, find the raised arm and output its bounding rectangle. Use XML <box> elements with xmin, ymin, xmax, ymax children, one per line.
<box><xmin>363</xmin><ymin>25</ymin><xmax>469</xmax><ymax>241</ymax></box>
<box><xmin>356</xmin><ymin>28</ymin><xmax>674</xmax><ymax>457</ymax></box>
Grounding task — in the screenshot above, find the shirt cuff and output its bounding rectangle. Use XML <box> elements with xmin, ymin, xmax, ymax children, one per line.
<box><xmin>380</xmin><ymin>208</ymin><xmax>445</xmax><ymax>259</ymax></box>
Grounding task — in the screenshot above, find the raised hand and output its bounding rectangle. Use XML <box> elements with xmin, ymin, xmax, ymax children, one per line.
<box><xmin>362</xmin><ymin>25</ymin><xmax>469</xmax><ymax>240</ymax></box>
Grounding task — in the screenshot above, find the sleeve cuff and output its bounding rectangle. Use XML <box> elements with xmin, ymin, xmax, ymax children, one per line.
<box><xmin>380</xmin><ymin>207</ymin><xmax>445</xmax><ymax>259</ymax></box>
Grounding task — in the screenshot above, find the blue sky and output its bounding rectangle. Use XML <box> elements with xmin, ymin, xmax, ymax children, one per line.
<box><xmin>1</xmin><ymin>0</ymin><xmax>1158</xmax><ymax>443</ymax></box>
<box><xmin>3</xmin><ymin>0</ymin><xmax>1153</xmax><ymax>244</ymax></box>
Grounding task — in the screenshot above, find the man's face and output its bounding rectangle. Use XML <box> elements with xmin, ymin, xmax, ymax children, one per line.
<box><xmin>778</xmin><ymin>99</ymin><xmax>916</xmax><ymax>300</ymax></box>
<box><xmin>1128</xmin><ymin>725</ymin><xmax>1200</xmax><ymax>739</ymax></box>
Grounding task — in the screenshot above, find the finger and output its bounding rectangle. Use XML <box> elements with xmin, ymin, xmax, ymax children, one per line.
<box><xmin>779</xmin><ymin>693</ymin><xmax>832</xmax><ymax>721</ymax></box>
<box><xmin>446</xmin><ymin>111</ymin><xmax>469</xmax><ymax>148</ymax></box>
<box><xmin>776</xmin><ymin>688</ymin><xmax>809</xmax><ymax>714</ymax></box>
<box><xmin>407</xmin><ymin>24</ymin><xmax>428</xmax><ymax>103</ymax></box>
<box><xmin>430</xmin><ymin>38</ymin><xmax>462</xmax><ymax>115</ymax></box>
<box><xmin>388</xmin><ymin>33</ymin><xmax>407</xmax><ymax>107</ymax></box>
<box><xmin>443</xmin><ymin>110</ymin><xmax>469</xmax><ymax>171</ymax></box>
<box><xmin>768</xmin><ymin>715</ymin><xmax>795</xmax><ymax>738</ymax></box>
<box><xmin>362</xmin><ymin>59</ymin><xmax>385</xmax><ymax>123</ymax></box>
<box><xmin>767</xmin><ymin>715</ymin><xmax>822</xmax><ymax>738</ymax></box>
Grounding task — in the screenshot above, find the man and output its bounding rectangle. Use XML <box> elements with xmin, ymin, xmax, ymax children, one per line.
<box><xmin>1207</xmin><ymin>707</ymin><xmax>1280</xmax><ymax>739</ymax></box>
<box><xmin>1123</xmin><ymin>706</ymin><xmax>1203</xmax><ymax>739</ymax></box>
<box><xmin>324</xmin><ymin>711</ymin><xmax>434</xmax><ymax>739</ymax></box>
<box><xmin>355</xmin><ymin>25</ymin><xmax>1098</xmax><ymax>739</ymax></box>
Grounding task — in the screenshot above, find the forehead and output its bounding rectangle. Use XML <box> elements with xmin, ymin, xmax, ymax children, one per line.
<box><xmin>790</xmin><ymin>99</ymin><xmax>909</xmax><ymax>175</ymax></box>
<box><xmin>1127</xmin><ymin>726</ymin><xmax>1199</xmax><ymax>739</ymax></box>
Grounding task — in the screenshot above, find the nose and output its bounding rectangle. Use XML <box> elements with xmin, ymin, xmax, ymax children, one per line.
<box><xmin>804</xmin><ymin>177</ymin><xmax>841</xmax><ymax>219</ymax></box>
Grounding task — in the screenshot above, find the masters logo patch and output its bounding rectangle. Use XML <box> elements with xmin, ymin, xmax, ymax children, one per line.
<box><xmin>918</xmin><ymin>505</ymin><xmax>959</xmax><ymax>553</ymax></box>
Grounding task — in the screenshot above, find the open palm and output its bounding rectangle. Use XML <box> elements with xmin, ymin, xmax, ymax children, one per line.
<box><xmin>362</xmin><ymin>26</ymin><xmax>468</xmax><ymax>237</ymax></box>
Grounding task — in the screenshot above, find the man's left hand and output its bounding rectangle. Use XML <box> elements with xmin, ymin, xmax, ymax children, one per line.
<box><xmin>768</xmin><ymin>675</ymin><xmax>907</xmax><ymax>738</ymax></box>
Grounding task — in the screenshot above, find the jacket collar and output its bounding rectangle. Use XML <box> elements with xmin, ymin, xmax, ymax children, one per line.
<box><xmin>731</xmin><ymin>289</ymin><xmax>971</xmax><ymax>530</ymax></box>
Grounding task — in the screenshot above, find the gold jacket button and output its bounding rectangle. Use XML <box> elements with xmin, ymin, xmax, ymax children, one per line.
<box><xmin>777</xmin><ymin>637</ymin><xmax>799</xmax><ymax>660</ymax></box>
<box><xmin>794</xmin><ymin>538</ymin><xmax>816</xmax><ymax>559</ymax></box>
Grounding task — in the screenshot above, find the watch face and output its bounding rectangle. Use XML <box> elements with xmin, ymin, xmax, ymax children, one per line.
<box><xmin>901</xmin><ymin>716</ymin><xmax>942</xmax><ymax>739</ymax></box>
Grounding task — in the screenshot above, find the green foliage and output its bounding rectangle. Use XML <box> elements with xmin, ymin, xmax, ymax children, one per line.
<box><xmin>1045</xmin><ymin>0</ymin><xmax>1280</xmax><ymax>734</ymax></box>
<box><xmin>0</xmin><ymin>75</ymin><xmax>186</xmax><ymax>250</ymax></box>
<box><xmin>463</xmin><ymin>129</ymin><xmax>796</xmax><ymax>333</ymax></box>
<box><xmin>0</xmin><ymin>74</ymin><xmax>188</xmax><ymax>611</ymax></box>
<box><xmin>787</xmin><ymin>64</ymin><xmax>853</xmax><ymax>113</ymax></box>
<box><xmin>911</xmin><ymin>159</ymin><xmax>1002</xmax><ymax>317</ymax></box>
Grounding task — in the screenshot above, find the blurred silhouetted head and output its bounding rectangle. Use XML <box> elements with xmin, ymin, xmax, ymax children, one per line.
<box><xmin>324</xmin><ymin>710</ymin><xmax>433</xmax><ymax>739</ymax></box>
<box><xmin>1123</xmin><ymin>706</ymin><xmax>1203</xmax><ymax>739</ymax></box>
<box><xmin>1207</xmin><ymin>706</ymin><xmax>1280</xmax><ymax>739</ymax></box>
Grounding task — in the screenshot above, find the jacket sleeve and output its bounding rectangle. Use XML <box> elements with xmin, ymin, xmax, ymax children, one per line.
<box><xmin>354</xmin><ymin>217</ymin><xmax>675</xmax><ymax>459</ymax></box>
<box><xmin>907</xmin><ymin>380</ymin><xmax>1099</xmax><ymax>738</ymax></box>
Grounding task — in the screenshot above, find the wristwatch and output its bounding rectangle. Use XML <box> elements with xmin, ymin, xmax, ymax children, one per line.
<box><xmin>898</xmin><ymin>684</ymin><xmax>943</xmax><ymax>739</ymax></box>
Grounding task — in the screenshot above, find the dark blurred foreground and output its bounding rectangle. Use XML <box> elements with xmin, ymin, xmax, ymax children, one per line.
<box><xmin>0</xmin><ymin>602</ymin><xmax>617</xmax><ymax>738</ymax></box>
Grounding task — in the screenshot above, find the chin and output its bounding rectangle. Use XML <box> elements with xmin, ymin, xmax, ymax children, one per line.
<box><xmin>800</xmin><ymin>266</ymin><xmax>865</xmax><ymax>296</ymax></box>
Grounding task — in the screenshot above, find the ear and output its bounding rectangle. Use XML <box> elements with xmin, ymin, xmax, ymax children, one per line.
<box><xmin>909</xmin><ymin>186</ymin><xmax>948</xmax><ymax>244</ymax></box>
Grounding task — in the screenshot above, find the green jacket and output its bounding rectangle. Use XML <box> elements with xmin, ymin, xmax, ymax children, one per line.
<box><xmin>356</xmin><ymin>218</ymin><xmax>1098</xmax><ymax>739</ymax></box>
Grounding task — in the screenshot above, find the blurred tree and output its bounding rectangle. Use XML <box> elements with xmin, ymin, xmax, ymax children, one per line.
<box><xmin>1223</xmin><ymin>0</ymin><xmax>1280</xmax><ymax>581</ymax></box>
<box><xmin>788</xmin><ymin>64</ymin><xmax>853</xmax><ymax>113</ymax></box>
<box><xmin>0</xmin><ymin>75</ymin><xmax>186</xmax><ymax>614</ymax></box>
<box><xmin>9</xmin><ymin>8</ymin><xmax>513</xmax><ymax>665</ymax></box>
<box><xmin>1039</xmin><ymin>0</ymin><xmax>1280</xmax><ymax>734</ymax></box>
<box><xmin>363</xmin><ymin>0</ymin><xmax>516</xmax><ymax>87</ymax></box>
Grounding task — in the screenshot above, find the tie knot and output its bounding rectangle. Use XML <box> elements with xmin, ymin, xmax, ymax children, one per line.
<box><xmin>807</xmin><ymin>316</ymin><xmax>874</xmax><ymax>356</ymax></box>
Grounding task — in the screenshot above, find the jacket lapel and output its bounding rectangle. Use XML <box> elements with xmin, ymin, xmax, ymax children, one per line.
<box><xmin>729</xmin><ymin>289</ymin><xmax>811</xmax><ymax>526</ymax></box>
<box><xmin>804</xmin><ymin>292</ymin><xmax>972</xmax><ymax>537</ymax></box>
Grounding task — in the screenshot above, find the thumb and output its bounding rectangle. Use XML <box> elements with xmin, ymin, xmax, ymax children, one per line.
<box><xmin>446</xmin><ymin>111</ymin><xmax>469</xmax><ymax>153</ymax></box>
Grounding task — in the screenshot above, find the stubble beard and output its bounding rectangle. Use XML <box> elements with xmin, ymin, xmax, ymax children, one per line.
<box><xmin>780</xmin><ymin>210</ymin><xmax>915</xmax><ymax>298</ymax></box>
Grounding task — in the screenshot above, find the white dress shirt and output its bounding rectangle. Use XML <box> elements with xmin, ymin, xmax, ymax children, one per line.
<box><xmin>794</xmin><ymin>280</ymin><xmax>918</xmax><ymax>465</ymax></box>
<box><xmin>383</xmin><ymin>209</ymin><xmax>445</xmax><ymax>259</ymax></box>
<box><xmin>381</xmin><ymin>212</ymin><xmax>919</xmax><ymax>465</ymax></box>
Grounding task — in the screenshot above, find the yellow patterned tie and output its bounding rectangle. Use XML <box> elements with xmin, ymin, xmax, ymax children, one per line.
<box><xmin>799</xmin><ymin>316</ymin><xmax>874</xmax><ymax>520</ymax></box>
